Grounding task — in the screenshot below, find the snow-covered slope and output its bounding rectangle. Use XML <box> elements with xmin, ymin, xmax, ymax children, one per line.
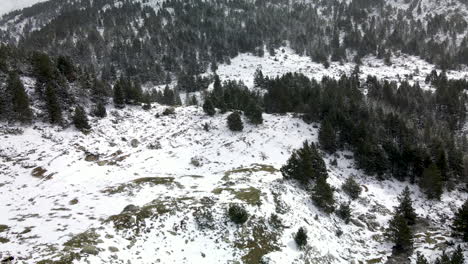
<box><xmin>214</xmin><ymin>46</ymin><xmax>468</xmax><ymax>91</ymax></box>
<box><xmin>0</xmin><ymin>104</ymin><xmax>467</xmax><ymax>263</ymax></box>
<box><xmin>0</xmin><ymin>0</ymin><xmax>50</xmax><ymax>16</ymax></box>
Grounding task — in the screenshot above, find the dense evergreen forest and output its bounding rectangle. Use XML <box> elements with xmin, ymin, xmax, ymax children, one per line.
<box><xmin>1</xmin><ymin>0</ymin><xmax>468</xmax><ymax>83</ymax></box>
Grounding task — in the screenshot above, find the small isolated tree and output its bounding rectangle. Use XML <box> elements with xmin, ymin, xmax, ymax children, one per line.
<box><xmin>281</xmin><ymin>141</ymin><xmax>328</xmax><ymax>186</ymax></box>
<box><xmin>45</xmin><ymin>84</ymin><xmax>62</xmax><ymax>124</ymax></box>
<box><xmin>388</xmin><ymin>213</ymin><xmax>413</xmax><ymax>253</ymax></box>
<box><xmin>228</xmin><ymin>204</ymin><xmax>248</xmax><ymax>225</ymax></box>
<box><xmin>203</xmin><ymin>98</ymin><xmax>216</xmax><ymax>116</ymax></box>
<box><xmin>342</xmin><ymin>176</ymin><xmax>362</xmax><ymax>200</ymax></box>
<box><xmin>94</xmin><ymin>102</ymin><xmax>107</xmax><ymax>118</ymax></box>
<box><xmin>337</xmin><ymin>202</ymin><xmax>351</xmax><ymax>224</ymax></box>
<box><xmin>420</xmin><ymin>163</ymin><xmax>443</xmax><ymax>200</ymax></box>
<box><xmin>227</xmin><ymin>111</ymin><xmax>243</xmax><ymax>131</ymax></box>
<box><xmin>453</xmin><ymin>199</ymin><xmax>468</xmax><ymax>241</ymax></box>
<box><xmin>395</xmin><ymin>186</ymin><xmax>417</xmax><ymax>226</ymax></box>
<box><xmin>319</xmin><ymin>118</ymin><xmax>337</xmax><ymax>153</ymax></box>
<box><xmin>294</xmin><ymin>227</ymin><xmax>307</xmax><ymax>249</ymax></box>
<box><xmin>312</xmin><ymin>175</ymin><xmax>335</xmax><ymax>213</ymax></box>
<box><xmin>73</xmin><ymin>106</ymin><xmax>91</xmax><ymax>131</ymax></box>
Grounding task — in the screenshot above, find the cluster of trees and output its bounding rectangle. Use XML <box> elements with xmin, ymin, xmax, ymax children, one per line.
<box><xmin>281</xmin><ymin>141</ymin><xmax>336</xmax><ymax>213</ymax></box>
<box><xmin>0</xmin><ymin>45</ymin><xmax>97</xmax><ymax>129</ymax></box>
<box><xmin>387</xmin><ymin>188</ymin><xmax>467</xmax><ymax>262</ymax></box>
<box><xmin>3</xmin><ymin>0</ymin><xmax>468</xmax><ymax>86</ymax></box>
<box><xmin>256</xmin><ymin>70</ymin><xmax>466</xmax><ymax>199</ymax></box>
<box><xmin>202</xmin><ymin>75</ymin><xmax>263</xmax><ymax>129</ymax></box>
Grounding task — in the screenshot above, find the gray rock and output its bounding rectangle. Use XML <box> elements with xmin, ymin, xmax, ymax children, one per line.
<box><xmin>108</xmin><ymin>246</ymin><xmax>119</xmax><ymax>253</ymax></box>
<box><xmin>122</xmin><ymin>204</ymin><xmax>139</xmax><ymax>213</ymax></box>
<box><xmin>130</xmin><ymin>139</ymin><xmax>140</xmax><ymax>148</ymax></box>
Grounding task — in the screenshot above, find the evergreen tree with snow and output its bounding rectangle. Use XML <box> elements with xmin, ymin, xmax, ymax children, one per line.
<box><xmin>337</xmin><ymin>202</ymin><xmax>351</xmax><ymax>224</ymax></box>
<box><xmin>395</xmin><ymin>186</ymin><xmax>417</xmax><ymax>226</ymax></box>
<box><xmin>294</xmin><ymin>227</ymin><xmax>308</xmax><ymax>249</ymax></box>
<box><xmin>450</xmin><ymin>246</ymin><xmax>465</xmax><ymax>264</ymax></box>
<box><xmin>253</xmin><ymin>68</ymin><xmax>264</xmax><ymax>88</ymax></box>
<box><xmin>203</xmin><ymin>98</ymin><xmax>216</xmax><ymax>116</ymax></box>
<box><xmin>113</xmin><ymin>82</ymin><xmax>125</xmax><ymax>108</ymax></box>
<box><xmin>227</xmin><ymin>111</ymin><xmax>243</xmax><ymax>131</ymax></box>
<box><xmin>342</xmin><ymin>176</ymin><xmax>362</xmax><ymax>200</ymax></box>
<box><xmin>45</xmin><ymin>84</ymin><xmax>62</xmax><ymax>124</ymax></box>
<box><xmin>319</xmin><ymin>118</ymin><xmax>337</xmax><ymax>153</ymax></box>
<box><xmin>245</xmin><ymin>100</ymin><xmax>263</xmax><ymax>125</ymax></box>
<box><xmin>7</xmin><ymin>72</ymin><xmax>32</xmax><ymax>123</ymax></box>
<box><xmin>94</xmin><ymin>102</ymin><xmax>107</xmax><ymax>118</ymax></box>
<box><xmin>420</xmin><ymin>163</ymin><xmax>443</xmax><ymax>200</ymax></box>
<box><xmin>388</xmin><ymin>213</ymin><xmax>413</xmax><ymax>253</ymax></box>
<box><xmin>281</xmin><ymin>141</ymin><xmax>328</xmax><ymax>186</ymax></box>
<box><xmin>73</xmin><ymin>106</ymin><xmax>90</xmax><ymax>131</ymax></box>
<box><xmin>312</xmin><ymin>175</ymin><xmax>335</xmax><ymax>213</ymax></box>
<box><xmin>416</xmin><ymin>252</ymin><xmax>428</xmax><ymax>264</ymax></box>
<box><xmin>453</xmin><ymin>199</ymin><xmax>468</xmax><ymax>241</ymax></box>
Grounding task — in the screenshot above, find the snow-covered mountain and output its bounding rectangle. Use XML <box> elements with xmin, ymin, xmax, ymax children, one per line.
<box><xmin>1</xmin><ymin>0</ymin><xmax>468</xmax><ymax>264</ymax></box>
<box><xmin>0</xmin><ymin>0</ymin><xmax>49</xmax><ymax>16</ymax></box>
<box><xmin>1</xmin><ymin>104</ymin><xmax>466</xmax><ymax>264</ymax></box>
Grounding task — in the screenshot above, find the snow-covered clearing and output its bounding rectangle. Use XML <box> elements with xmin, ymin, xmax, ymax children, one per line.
<box><xmin>215</xmin><ymin>46</ymin><xmax>468</xmax><ymax>90</ymax></box>
<box><xmin>0</xmin><ymin>105</ymin><xmax>466</xmax><ymax>263</ymax></box>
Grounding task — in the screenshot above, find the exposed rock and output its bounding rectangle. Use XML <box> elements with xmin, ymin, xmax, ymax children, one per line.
<box><xmin>147</xmin><ymin>140</ymin><xmax>162</xmax><ymax>150</ymax></box>
<box><xmin>108</xmin><ymin>246</ymin><xmax>119</xmax><ymax>253</ymax></box>
<box><xmin>85</xmin><ymin>153</ymin><xmax>99</xmax><ymax>162</ymax></box>
<box><xmin>130</xmin><ymin>139</ymin><xmax>140</xmax><ymax>148</ymax></box>
<box><xmin>190</xmin><ymin>156</ymin><xmax>207</xmax><ymax>167</ymax></box>
<box><xmin>123</xmin><ymin>204</ymin><xmax>139</xmax><ymax>213</ymax></box>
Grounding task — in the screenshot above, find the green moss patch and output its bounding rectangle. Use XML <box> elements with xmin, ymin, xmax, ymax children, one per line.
<box><xmin>102</xmin><ymin>177</ymin><xmax>182</xmax><ymax>195</ymax></box>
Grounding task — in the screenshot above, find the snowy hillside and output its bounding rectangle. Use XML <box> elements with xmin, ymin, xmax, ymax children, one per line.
<box><xmin>214</xmin><ymin>46</ymin><xmax>468</xmax><ymax>90</ymax></box>
<box><xmin>0</xmin><ymin>0</ymin><xmax>50</xmax><ymax>16</ymax></box>
<box><xmin>0</xmin><ymin>104</ymin><xmax>467</xmax><ymax>263</ymax></box>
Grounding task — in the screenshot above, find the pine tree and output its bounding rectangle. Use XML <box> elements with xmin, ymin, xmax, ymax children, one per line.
<box><xmin>395</xmin><ymin>186</ymin><xmax>417</xmax><ymax>225</ymax></box>
<box><xmin>450</xmin><ymin>246</ymin><xmax>464</xmax><ymax>264</ymax></box>
<box><xmin>435</xmin><ymin>252</ymin><xmax>452</xmax><ymax>264</ymax></box>
<box><xmin>342</xmin><ymin>176</ymin><xmax>362</xmax><ymax>200</ymax></box>
<box><xmin>319</xmin><ymin>118</ymin><xmax>337</xmax><ymax>153</ymax></box>
<box><xmin>73</xmin><ymin>105</ymin><xmax>91</xmax><ymax>131</ymax></box>
<box><xmin>113</xmin><ymin>82</ymin><xmax>125</xmax><ymax>108</ymax></box>
<box><xmin>228</xmin><ymin>204</ymin><xmax>248</xmax><ymax>225</ymax></box>
<box><xmin>227</xmin><ymin>111</ymin><xmax>243</xmax><ymax>131</ymax></box>
<box><xmin>294</xmin><ymin>227</ymin><xmax>308</xmax><ymax>249</ymax></box>
<box><xmin>203</xmin><ymin>98</ymin><xmax>216</xmax><ymax>116</ymax></box>
<box><xmin>245</xmin><ymin>100</ymin><xmax>263</xmax><ymax>125</ymax></box>
<box><xmin>162</xmin><ymin>85</ymin><xmax>175</xmax><ymax>105</ymax></box>
<box><xmin>253</xmin><ymin>68</ymin><xmax>264</xmax><ymax>88</ymax></box>
<box><xmin>388</xmin><ymin>213</ymin><xmax>413</xmax><ymax>252</ymax></box>
<box><xmin>453</xmin><ymin>199</ymin><xmax>468</xmax><ymax>241</ymax></box>
<box><xmin>45</xmin><ymin>84</ymin><xmax>62</xmax><ymax>124</ymax></box>
<box><xmin>213</xmin><ymin>74</ymin><xmax>223</xmax><ymax>99</ymax></box>
<box><xmin>94</xmin><ymin>102</ymin><xmax>107</xmax><ymax>118</ymax></box>
<box><xmin>416</xmin><ymin>252</ymin><xmax>429</xmax><ymax>264</ymax></box>
<box><xmin>337</xmin><ymin>202</ymin><xmax>351</xmax><ymax>224</ymax></box>
<box><xmin>312</xmin><ymin>175</ymin><xmax>335</xmax><ymax>213</ymax></box>
<box><xmin>420</xmin><ymin>163</ymin><xmax>443</xmax><ymax>200</ymax></box>
<box><xmin>281</xmin><ymin>141</ymin><xmax>328</xmax><ymax>186</ymax></box>
<box><xmin>7</xmin><ymin>72</ymin><xmax>32</xmax><ymax>123</ymax></box>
